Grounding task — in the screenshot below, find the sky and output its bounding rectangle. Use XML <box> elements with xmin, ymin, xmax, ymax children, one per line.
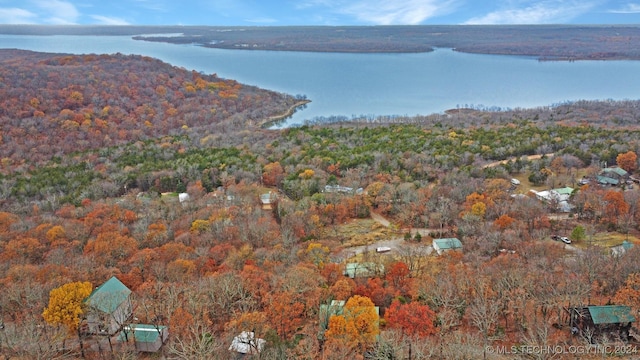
<box><xmin>0</xmin><ymin>0</ymin><xmax>639</xmax><ymax>26</ymax></box>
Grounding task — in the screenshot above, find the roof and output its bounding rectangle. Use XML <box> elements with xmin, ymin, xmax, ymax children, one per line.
<box><xmin>597</xmin><ymin>175</ymin><xmax>619</xmax><ymax>185</ymax></box>
<box><xmin>603</xmin><ymin>167</ymin><xmax>629</xmax><ymax>177</ymax></box>
<box><xmin>119</xmin><ymin>324</ymin><xmax>166</xmax><ymax>343</ymax></box>
<box><xmin>433</xmin><ymin>238</ymin><xmax>463</xmax><ymax>250</ymax></box>
<box><xmin>553</xmin><ymin>187</ymin><xmax>574</xmax><ymax>195</ymax></box>
<box><xmin>622</xmin><ymin>240</ymin><xmax>634</xmax><ymax>250</ymax></box>
<box><xmin>229</xmin><ymin>331</ymin><xmax>266</xmax><ymax>354</ymax></box>
<box><xmin>588</xmin><ymin>305</ymin><xmax>636</xmax><ymax>324</ymax></box>
<box><xmin>85</xmin><ymin>276</ymin><xmax>131</xmax><ymax>314</ymax></box>
<box><xmin>343</xmin><ymin>262</ymin><xmax>383</xmax><ymax>278</ymax></box>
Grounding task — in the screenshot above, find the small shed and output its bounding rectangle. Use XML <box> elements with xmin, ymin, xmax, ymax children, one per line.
<box><xmin>567</xmin><ymin>305</ymin><xmax>635</xmax><ymax>342</ymax></box>
<box><xmin>119</xmin><ymin>324</ymin><xmax>168</xmax><ymax>352</ymax></box>
<box><xmin>229</xmin><ymin>331</ymin><xmax>266</xmax><ymax>355</ymax></box>
<box><xmin>432</xmin><ymin>238</ymin><xmax>462</xmax><ymax>255</ymax></box>
<box><xmin>84</xmin><ymin>276</ymin><xmax>133</xmax><ymax>335</ymax></box>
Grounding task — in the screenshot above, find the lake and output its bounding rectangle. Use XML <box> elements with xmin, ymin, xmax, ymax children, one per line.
<box><xmin>2</xmin><ymin>34</ymin><xmax>640</xmax><ymax>127</ymax></box>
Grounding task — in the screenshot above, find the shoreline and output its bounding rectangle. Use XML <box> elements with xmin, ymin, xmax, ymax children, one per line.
<box><xmin>260</xmin><ymin>100</ymin><xmax>311</xmax><ymax>128</ymax></box>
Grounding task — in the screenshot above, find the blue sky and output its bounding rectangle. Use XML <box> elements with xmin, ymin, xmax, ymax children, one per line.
<box><xmin>0</xmin><ymin>0</ymin><xmax>639</xmax><ymax>26</ymax></box>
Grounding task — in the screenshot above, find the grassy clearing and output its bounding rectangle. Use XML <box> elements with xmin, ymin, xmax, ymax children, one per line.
<box><xmin>579</xmin><ymin>232</ymin><xmax>640</xmax><ymax>248</ymax></box>
<box><xmin>320</xmin><ymin>218</ymin><xmax>398</xmax><ymax>247</ymax></box>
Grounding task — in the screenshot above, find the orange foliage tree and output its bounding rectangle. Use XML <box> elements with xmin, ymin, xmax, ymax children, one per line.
<box><xmin>613</xmin><ymin>273</ymin><xmax>640</xmax><ymax>318</ymax></box>
<box><xmin>265</xmin><ymin>290</ymin><xmax>306</xmax><ymax>341</ymax></box>
<box><xmin>262</xmin><ymin>161</ymin><xmax>284</xmax><ymax>186</ymax></box>
<box><xmin>493</xmin><ymin>214</ymin><xmax>515</xmax><ymax>230</ymax></box>
<box><xmin>603</xmin><ymin>190</ymin><xmax>630</xmax><ymax>225</ymax></box>
<box><xmin>384</xmin><ymin>300</ymin><xmax>436</xmax><ymax>337</ymax></box>
<box><xmin>83</xmin><ymin>231</ymin><xmax>138</xmax><ymax>267</ymax></box>
<box><xmin>616</xmin><ymin>151</ymin><xmax>638</xmax><ymax>173</ymax></box>
<box><xmin>325</xmin><ymin>295</ymin><xmax>379</xmax><ymax>352</ymax></box>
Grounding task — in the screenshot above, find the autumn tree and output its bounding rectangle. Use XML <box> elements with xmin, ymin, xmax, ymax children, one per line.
<box><xmin>262</xmin><ymin>161</ymin><xmax>284</xmax><ymax>186</ymax></box>
<box><xmin>603</xmin><ymin>190</ymin><xmax>630</xmax><ymax>226</ymax></box>
<box><xmin>265</xmin><ymin>291</ymin><xmax>306</xmax><ymax>341</ymax></box>
<box><xmin>616</xmin><ymin>151</ymin><xmax>638</xmax><ymax>173</ymax></box>
<box><xmin>385</xmin><ymin>300</ymin><xmax>436</xmax><ymax>337</ymax></box>
<box><xmin>83</xmin><ymin>231</ymin><xmax>138</xmax><ymax>267</ymax></box>
<box><xmin>304</xmin><ymin>242</ymin><xmax>330</xmax><ymax>268</ymax></box>
<box><xmin>493</xmin><ymin>214</ymin><xmax>515</xmax><ymax>230</ymax></box>
<box><xmin>613</xmin><ymin>273</ymin><xmax>640</xmax><ymax>319</ymax></box>
<box><xmin>331</xmin><ymin>278</ymin><xmax>355</xmax><ymax>300</ymax></box>
<box><xmin>325</xmin><ymin>295</ymin><xmax>380</xmax><ymax>353</ymax></box>
<box><xmin>42</xmin><ymin>281</ymin><xmax>93</xmax><ymax>333</ymax></box>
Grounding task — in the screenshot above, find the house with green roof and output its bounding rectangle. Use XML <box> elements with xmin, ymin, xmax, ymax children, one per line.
<box><xmin>343</xmin><ymin>262</ymin><xmax>383</xmax><ymax>279</ymax></box>
<box><xmin>596</xmin><ymin>175</ymin><xmax>620</xmax><ymax>186</ymax></box>
<box><xmin>119</xmin><ymin>324</ymin><xmax>168</xmax><ymax>352</ymax></box>
<box><xmin>602</xmin><ymin>166</ymin><xmax>629</xmax><ymax>179</ymax></box>
<box><xmin>567</xmin><ymin>305</ymin><xmax>635</xmax><ymax>341</ymax></box>
<box><xmin>318</xmin><ymin>299</ymin><xmax>380</xmax><ymax>340</ymax></box>
<box><xmin>432</xmin><ymin>238</ymin><xmax>462</xmax><ymax>255</ymax></box>
<box><xmin>319</xmin><ymin>300</ymin><xmax>346</xmax><ymax>331</ymax></box>
<box><xmin>84</xmin><ymin>276</ymin><xmax>133</xmax><ymax>336</ymax></box>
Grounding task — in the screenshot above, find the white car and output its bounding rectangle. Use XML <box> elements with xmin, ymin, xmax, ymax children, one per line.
<box><xmin>560</xmin><ymin>236</ymin><xmax>572</xmax><ymax>244</ymax></box>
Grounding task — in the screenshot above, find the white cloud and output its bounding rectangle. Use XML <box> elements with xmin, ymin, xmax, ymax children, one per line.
<box><xmin>0</xmin><ymin>7</ymin><xmax>37</xmax><ymax>24</ymax></box>
<box><xmin>32</xmin><ymin>0</ymin><xmax>80</xmax><ymax>24</ymax></box>
<box><xmin>608</xmin><ymin>3</ymin><xmax>640</xmax><ymax>13</ymax></box>
<box><xmin>90</xmin><ymin>15</ymin><xmax>131</xmax><ymax>25</ymax></box>
<box><xmin>296</xmin><ymin>0</ymin><xmax>459</xmax><ymax>25</ymax></box>
<box><xmin>464</xmin><ymin>0</ymin><xmax>599</xmax><ymax>24</ymax></box>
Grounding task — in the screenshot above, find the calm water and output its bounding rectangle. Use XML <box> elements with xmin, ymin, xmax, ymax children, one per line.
<box><xmin>2</xmin><ymin>34</ymin><xmax>640</xmax><ymax>126</ymax></box>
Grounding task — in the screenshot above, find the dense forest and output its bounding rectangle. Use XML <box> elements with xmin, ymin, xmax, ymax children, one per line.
<box><xmin>2</xmin><ymin>51</ymin><xmax>640</xmax><ymax>359</ymax></box>
<box><xmin>3</xmin><ymin>24</ymin><xmax>640</xmax><ymax>60</ymax></box>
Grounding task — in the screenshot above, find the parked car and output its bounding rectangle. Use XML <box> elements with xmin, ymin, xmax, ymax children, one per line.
<box><xmin>551</xmin><ymin>235</ymin><xmax>560</xmax><ymax>241</ymax></box>
<box><xmin>560</xmin><ymin>236</ymin><xmax>572</xmax><ymax>244</ymax></box>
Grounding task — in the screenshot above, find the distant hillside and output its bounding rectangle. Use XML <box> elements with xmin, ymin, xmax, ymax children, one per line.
<box><xmin>2</xmin><ymin>25</ymin><xmax>640</xmax><ymax>60</ymax></box>
<box><xmin>0</xmin><ymin>50</ymin><xmax>300</xmax><ymax>171</ymax></box>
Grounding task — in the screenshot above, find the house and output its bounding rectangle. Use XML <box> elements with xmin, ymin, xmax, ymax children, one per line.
<box><xmin>318</xmin><ymin>299</ymin><xmax>380</xmax><ymax>340</ymax></box>
<box><xmin>319</xmin><ymin>300</ymin><xmax>346</xmax><ymax>331</ymax></box>
<box><xmin>432</xmin><ymin>238</ymin><xmax>463</xmax><ymax>255</ymax></box>
<box><xmin>343</xmin><ymin>262</ymin><xmax>384</xmax><ymax>279</ymax></box>
<box><xmin>596</xmin><ymin>175</ymin><xmax>619</xmax><ymax>186</ymax></box>
<box><xmin>529</xmin><ymin>187</ymin><xmax>575</xmax><ymax>212</ymax></box>
<box><xmin>601</xmin><ymin>167</ymin><xmax>629</xmax><ymax>180</ymax></box>
<box><xmin>83</xmin><ymin>276</ymin><xmax>133</xmax><ymax>336</ymax></box>
<box><xmin>260</xmin><ymin>191</ymin><xmax>277</xmax><ymax>210</ymax></box>
<box><xmin>229</xmin><ymin>331</ymin><xmax>266</xmax><ymax>355</ymax></box>
<box><xmin>119</xmin><ymin>324</ymin><xmax>168</xmax><ymax>352</ymax></box>
<box><xmin>567</xmin><ymin>305</ymin><xmax>635</xmax><ymax>342</ymax></box>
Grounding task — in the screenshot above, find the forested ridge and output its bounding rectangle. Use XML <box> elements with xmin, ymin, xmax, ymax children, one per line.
<box><xmin>0</xmin><ymin>49</ymin><xmax>300</xmax><ymax>170</ymax></box>
<box><xmin>3</xmin><ymin>25</ymin><xmax>640</xmax><ymax>60</ymax></box>
<box><xmin>2</xmin><ymin>52</ymin><xmax>640</xmax><ymax>359</ymax></box>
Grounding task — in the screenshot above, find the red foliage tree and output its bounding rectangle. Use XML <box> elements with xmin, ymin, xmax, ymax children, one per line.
<box><xmin>384</xmin><ymin>300</ymin><xmax>436</xmax><ymax>337</ymax></box>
